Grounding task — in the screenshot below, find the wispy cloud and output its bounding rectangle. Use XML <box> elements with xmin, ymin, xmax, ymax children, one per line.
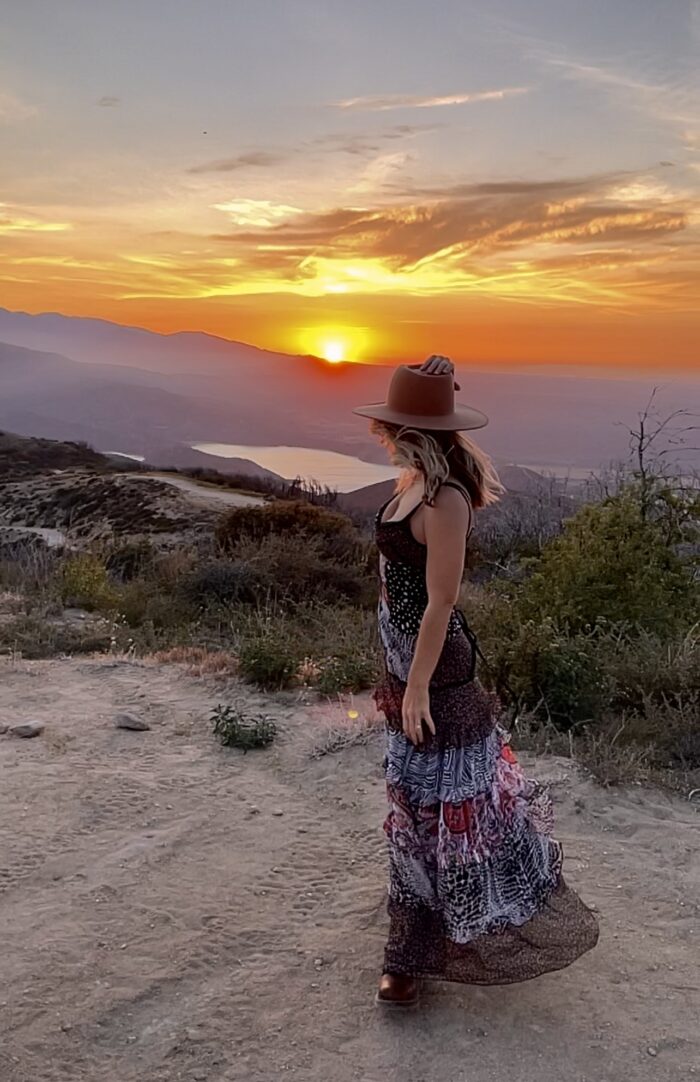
<box><xmin>334</xmin><ymin>87</ymin><xmax>529</xmax><ymax>112</ymax></box>
<box><xmin>187</xmin><ymin>124</ymin><xmax>438</xmax><ymax>174</ymax></box>
<box><xmin>188</xmin><ymin>150</ymin><xmax>289</xmax><ymax>174</ymax></box>
<box><xmin>313</xmin><ymin>123</ymin><xmax>441</xmax><ymax>156</ymax></box>
<box><xmin>0</xmin><ymin>91</ymin><xmax>38</xmax><ymax>124</ymax></box>
<box><xmin>97</xmin><ymin>96</ymin><xmax>120</xmax><ymax>107</ymax></box>
<box><xmin>195</xmin><ymin>171</ymin><xmax>694</xmax><ymax>311</ymax></box>
<box><xmin>546</xmin><ymin>58</ymin><xmax>698</xmax><ymax>129</ymax></box>
<box><xmin>0</xmin><ymin>203</ymin><xmax>70</xmax><ymax>233</ymax></box>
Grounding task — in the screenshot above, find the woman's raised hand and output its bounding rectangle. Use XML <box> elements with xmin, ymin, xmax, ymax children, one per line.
<box><xmin>419</xmin><ymin>355</ymin><xmax>460</xmax><ymax>390</ymax></box>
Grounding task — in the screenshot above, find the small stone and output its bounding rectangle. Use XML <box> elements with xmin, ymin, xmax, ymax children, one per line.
<box><xmin>0</xmin><ymin>723</ymin><xmax>9</xmax><ymax>734</ymax></box>
<box><xmin>114</xmin><ymin>713</ymin><xmax>150</xmax><ymax>731</ymax></box>
<box><xmin>11</xmin><ymin>721</ymin><xmax>45</xmax><ymax>739</ymax></box>
<box><xmin>647</xmin><ymin>1047</ymin><xmax>657</xmax><ymax>1057</ymax></box>
<box><xmin>271</xmin><ymin>809</ymin><xmax>283</xmax><ymax>817</ymax></box>
<box><xmin>314</xmin><ymin>957</ymin><xmax>324</xmax><ymax>968</ymax></box>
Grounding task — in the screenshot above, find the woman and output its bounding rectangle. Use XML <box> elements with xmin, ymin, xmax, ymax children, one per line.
<box><xmin>352</xmin><ymin>356</ymin><xmax>598</xmax><ymax>1006</ymax></box>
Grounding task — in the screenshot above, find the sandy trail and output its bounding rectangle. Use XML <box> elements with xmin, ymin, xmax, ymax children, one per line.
<box><xmin>133</xmin><ymin>473</ymin><xmax>267</xmax><ymax>510</ymax></box>
<box><xmin>0</xmin><ymin>656</ymin><xmax>698</xmax><ymax>1082</ymax></box>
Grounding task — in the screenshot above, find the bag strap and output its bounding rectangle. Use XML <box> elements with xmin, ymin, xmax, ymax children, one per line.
<box><xmin>454</xmin><ymin>607</ymin><xmax>519</xmax><ymax>722</ymax></box>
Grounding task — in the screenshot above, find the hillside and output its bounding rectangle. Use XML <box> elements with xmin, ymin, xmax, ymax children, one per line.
<box><xmin>0</xmin><ymin>430</ymin><xmax>110</xmax><ymax>477</ymax></box>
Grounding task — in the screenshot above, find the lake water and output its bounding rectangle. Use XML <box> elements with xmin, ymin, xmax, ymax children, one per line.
<box><xmin>192</xmin><ymin>443</ymin><xmax>398</xmax><ymax>492</ymax></box>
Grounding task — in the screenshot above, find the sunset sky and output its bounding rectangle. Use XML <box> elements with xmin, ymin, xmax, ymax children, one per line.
<box><xmin>1</xmin><ymin>0</ymin><xmax>698</xmax><ymax>373</ymax></box>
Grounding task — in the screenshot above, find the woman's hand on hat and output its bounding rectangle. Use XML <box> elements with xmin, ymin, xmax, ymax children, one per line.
<box><xmin>420</xmin><ymin>354</ymin><xmax>460</xmax><ymax>391</ymax></box>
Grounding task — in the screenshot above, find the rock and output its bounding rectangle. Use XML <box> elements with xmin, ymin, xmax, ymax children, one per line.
<box><xmin>0</xmin><ymin>723</ymin><xmax>8</xmax><ymax>735</ymax></box>
<box><xmin>647</xmin><ymin>1047</ymin><xmax>658</xmax><ymax>1057</ymax></box>
<box><xmin>271</xmin><ymin>809</ymin><xmax>284</xmax><ymax>817</ymax></box>
<box><xmin>114</xmin><ymin>713</ymin><xmax>150</xmax><ymax>731</ymax></box>
<box><xmin>11</xmin><ymin>721</ymin><xmax>45</xmax><ymax>738</ymax></box>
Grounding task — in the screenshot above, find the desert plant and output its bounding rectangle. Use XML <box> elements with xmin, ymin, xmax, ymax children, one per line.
<box><xmin>59</xmin><ymin>553</ymin><xmax>118</xmax><ymax>611</ymax></box>
<box><xmin>234</xmin><ymin>615</ymin><xmax>302</xmax><ymax>689</ymax></box>
<box><xmin>105</xmin><ymin>539</ymin><xmax>158</xmax><ymax>581</ymax></box>
<box><xmin>216</xmin><ymin>499</ymin><xmax>362</xmax><ymax>564</ymax></box>
<box><xmin>179</xmin><ymin>559</ymin><xmax>263</xmax><ymax>607</ymax></box>
<box><xmin>315</xmin><ymin>652</ymin><xmax>379</xmax><ymax>695</ymax></box>
<box><xmin>211</xmin><ymin>703</ymin><xmax>277</xmax><ymax>750</ymax></box>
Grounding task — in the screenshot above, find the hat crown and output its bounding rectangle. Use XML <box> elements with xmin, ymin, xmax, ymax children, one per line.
<box><xmin>387</xmin><ymin>364</ymin><xmax>454</xmax><ymax>421</ymax></box>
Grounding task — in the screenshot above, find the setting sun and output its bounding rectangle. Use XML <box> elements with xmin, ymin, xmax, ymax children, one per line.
<box><xmin>322</xmin><ymin>339</ymin><xmax>346</xmax><ymax>363</ymax></box>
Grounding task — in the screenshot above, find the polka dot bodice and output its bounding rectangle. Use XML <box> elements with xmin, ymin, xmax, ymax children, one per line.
<box><xmin>372</xmin><ymin>483</ymin><xmax>496</xmax><ymax>744</ymax></box>
<box><xmin>374</xmin><ymin>485</ymin><xmax>471</xmax><ymax>640</ymax></box>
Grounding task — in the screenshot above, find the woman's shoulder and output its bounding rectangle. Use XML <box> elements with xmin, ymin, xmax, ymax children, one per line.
<box><xmin>432</xmin><ymin>478</ymin><xmax>474</xmax><ymax>531</ymax></box>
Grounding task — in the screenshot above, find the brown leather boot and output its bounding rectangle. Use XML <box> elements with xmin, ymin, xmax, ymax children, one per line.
<box><xmin>375</xmin><ymin>971</ymin><xmax>419</xmax><ymax>1006</ymax></box>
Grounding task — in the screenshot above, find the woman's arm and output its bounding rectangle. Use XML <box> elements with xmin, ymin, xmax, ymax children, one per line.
<box><xmin>401</xmin><ymin>486</ymin><xmax>471</xmax><ymax>745</ymax></box>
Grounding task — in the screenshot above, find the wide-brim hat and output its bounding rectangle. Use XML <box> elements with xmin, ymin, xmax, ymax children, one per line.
<box><xmin>352</xmin><ymin>363</ymin><xmax>488</xmax><ymax>431</ymax></box>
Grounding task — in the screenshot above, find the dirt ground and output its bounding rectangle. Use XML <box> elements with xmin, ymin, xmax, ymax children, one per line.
<box><xmin>1</xmin><ymin>655</ymin><xmax>698</xmax><ymax>1082</ymax></box>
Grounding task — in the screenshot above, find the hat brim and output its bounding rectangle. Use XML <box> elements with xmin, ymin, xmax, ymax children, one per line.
<box><xmin>351</xmin><ymin>401</ymin><xmax>488</xmax><ymax>431</ymax></box>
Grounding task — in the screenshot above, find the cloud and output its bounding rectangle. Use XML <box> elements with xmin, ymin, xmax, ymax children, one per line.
<box><xmin>204</xmin><ymin>172</ymin><xmax>693</xmax><ymax>300</ymax></box>
<box><xmin>544</xmin><ymin>56</ymin><xmax>698</xmax><ymax>134</ymax></box>
<box><xmin>98</xmin><ymin>96</ymin><xmax>120</xmax><ymax>107</ymax></box>
<box><xmin>313</xmin><ymin>123</ymin><xmax>441</xmax><ymax>156</ymax></box>
<box><xmin>188</xmin><ymin>150</ymin><xmax>289</xmax><ymax>174</ymax></box>
<box><xmin>187</xmin><ymin>124</ymin><xmax>439</xmax><ymax>173</ymax></box>
<box><xmin>211</xmin><ymin>199</ymin><xmax>304</xmax><ymax>228</ymax></box>
<box><xmin>0</xmin><ymin>91</ymin><xmax>38</xmax><ymax>124</ymax></box>
<box><xmin>0</xmin><ymin>203</ymin><xmax>71</xmax><ymax>234</ymax></box>
<box><xmin>334</xmin><ymin>87</ymin><xmax>529</xmax><ymax>112</ymax></box>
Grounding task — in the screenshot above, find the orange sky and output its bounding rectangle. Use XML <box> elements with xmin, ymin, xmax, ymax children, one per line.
<box><xmin>1</xmin><ymin>3</ymin><xmax>699</xmax><ymax>375</ymax></box>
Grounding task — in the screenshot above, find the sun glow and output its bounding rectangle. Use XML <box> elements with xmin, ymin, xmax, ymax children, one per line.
<box><xmin>322</xmin><ymin>338</ymin><xmax>346</xmax><ymax>363</ymax></box>
<box><xmin>297</xmin><ymin>324</ymin><xmax>374</xmax><ymax>364</ymax></box>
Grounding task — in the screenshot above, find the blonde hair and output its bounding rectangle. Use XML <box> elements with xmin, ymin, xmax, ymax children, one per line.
<box><xmin>370</xmin><ymin>419</ymin><xmax>504</xmax><ymax>509</ymax></box>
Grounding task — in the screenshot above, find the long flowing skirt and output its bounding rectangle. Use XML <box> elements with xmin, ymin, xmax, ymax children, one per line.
<box><xmin>375</xmin><ymin>671</ymin><xmax>599</xmax><ymax>984</ymax></box>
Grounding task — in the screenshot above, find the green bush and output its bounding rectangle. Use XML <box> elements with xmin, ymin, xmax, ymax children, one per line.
<box><xmin>235</xmin><ymin>618</ymin><xmax>302</xmax><ymax>689</ymax></box>
<box><xmin>211</xmin><ymin>703</ymin><xmax>277</xmax><ymax>750</ymax></box>
<box><xmin>316</xmin><ymin>651</ymin><xmax>378</xmax><ymax>695</ymax></box>
<box><xmin>116</xmin><ymin>579</ymin><xmax>196</xmax><ymax>629</ymax></box>
<box><xmin>59</xmin><ymin>553</ymin><xmax>118</xmax><ymax>611</ymax></box>
<box><xmin>517</xmin><ymin>484</ymin><xmax>698</xmax><ymax>636</ymax></box>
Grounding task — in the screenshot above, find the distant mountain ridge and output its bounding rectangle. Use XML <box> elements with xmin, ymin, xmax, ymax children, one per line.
<box><xmin>1</xmin><ymin>306</ymin><xmax>698</xmax><ymax>474</ymax></box>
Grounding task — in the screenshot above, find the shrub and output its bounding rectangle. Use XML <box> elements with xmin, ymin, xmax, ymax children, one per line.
<box><xmin>59</xmin><ymin>553</ymin><xmax>118</xmax><ymax>611</ymax></box>
<box><xmin>211</xmin><ymin>703</ymin><xmax>277</xmax><ymax>750</ymax></box>
<box><xmin>216</xmin><ymin>499</ymin><xmax>362</xmax><ymax>564</ymax></box>
<box><xmin>116</xmin><ymin>579</ymin><xmax>196</xmax><ymax>629</ymax></box>
<box><xmin>517</xmin><ymin>484</ymin><xmax>698</xmax><ymax>637</ymax></box>
<box><xmin>0</xmin><ymin>613</ymin><xmax>111</xmax><ymax>658</ymax></box>
<box><xmin>179</xmin><ymin>559</ymin><xmax>263</xmax><ymax>607</ymax></box>
<box><xmin>105</xmin><ymin>539</ymin><xmax>157</xmax><ymax>581</ymax></box>
<box><xmin>235</xmin><ymin>619</ymin><xmax>302</xmax><ymax>689</ymax></box>
<box><xmin>315</xmin><ymin>652</ymin><xmax>379</xmax><ymax>695</ymax></box>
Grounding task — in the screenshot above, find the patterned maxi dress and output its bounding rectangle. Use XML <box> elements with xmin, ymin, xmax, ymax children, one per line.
<box><xmin>373</xmin><ymin>482</ymin><xmax>599</xmax><ymax>983</ymax></box>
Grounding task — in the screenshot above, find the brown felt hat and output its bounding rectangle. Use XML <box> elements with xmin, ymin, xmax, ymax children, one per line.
<box><xmin>352</xmin><ymin>364</ymin><xmax>488</xmax><ymax>431</ymax></box>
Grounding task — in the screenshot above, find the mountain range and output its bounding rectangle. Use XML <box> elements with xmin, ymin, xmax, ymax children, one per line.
<box><xmin>1</xmin><ymin>306</ymin><xmax>698</xmax><ymax>480</ymax></box>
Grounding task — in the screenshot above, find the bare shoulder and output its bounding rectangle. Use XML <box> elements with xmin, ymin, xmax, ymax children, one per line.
<box><xmin>425</xmin><ymin>482</ymin><xmax>472</xmax><ymax>527</ymax></box>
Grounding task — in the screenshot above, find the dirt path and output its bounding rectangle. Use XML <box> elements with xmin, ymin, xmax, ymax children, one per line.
<box><xmin>133</xmin><ymin>473</ymin><xmax>267</xmax><ymax>510</ymax></box>
<box><xmin>0</xmin><ymin>656</ymin><xmax>698</xmax><ymax>1082</ymax></box>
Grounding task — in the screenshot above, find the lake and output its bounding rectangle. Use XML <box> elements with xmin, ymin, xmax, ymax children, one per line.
<box><xmin>192</xmin><ymin>443</ymin><xmax>399</xmax><ymax>492</ymax></box>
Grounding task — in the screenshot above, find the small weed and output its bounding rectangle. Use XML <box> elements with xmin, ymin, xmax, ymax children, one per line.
<box><xmin>212</xmin><ymin>703</ymin><xmax>277</xmax><ymax>751</ymax></box>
